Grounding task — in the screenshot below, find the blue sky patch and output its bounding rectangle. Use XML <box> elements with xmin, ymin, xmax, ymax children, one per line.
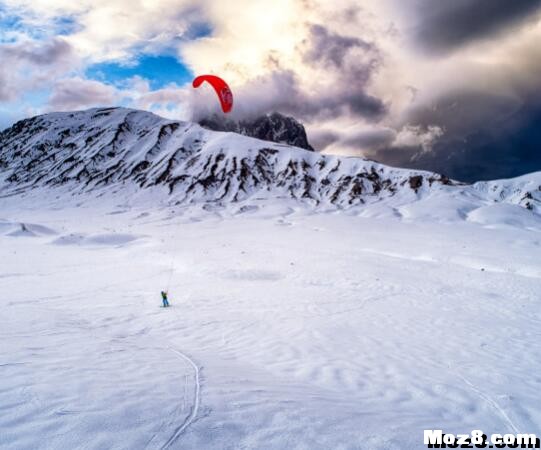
<box><xmin>0</xmin><ymin>6</ymin><xmax>24</xmax><ymax>42</ymax></box>
<box><xmin>86</xmin><ymin>55</ymin><xmax>193</xmax><ymax>90</ymax></box>
<box><xmin>53</xmin><ymin>16</ymin><xmax>81</xmax><ymax>36</ymax></box>
<box><xmin>185</xmin><ymin>21</ymin><xmax>213</xmax><ymax>40</ymax></box>
<box><xmin>0</xmin><ymin>6</ymin><xmax>80</xmax><ymax>42</ymax></box>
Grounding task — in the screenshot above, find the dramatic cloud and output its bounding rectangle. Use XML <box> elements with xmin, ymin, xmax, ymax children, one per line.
<box><xmin>324</xmin><ymin>124</ymin><xmax>443</xmax><ymax>161</ymax></box>
<box><xmin>47</xmin><ymin>77</ymin><xmax>118</xmax><ymax>111</ymax></box>
<box><xmin>1</xmin><ymin>0</ymin><xmax>541</xmax><ymax>181</ymax></box>
<box><xmin>301</xmin><ymin>24</ymin><xmax>387</xmax><ymax>121</ymax></box>
<box><xmin>341</xmin><ymin>128</ymin><xmax>396</xmax><ymax>151</ymax></box>
<box><xmin>1</xmin><ymin>38</ymin><xmax>72</xmax><ymax>65</ymax></box>
<box><xmin>407</xmin><ymin>0</ymin><xmax>541</xmax><ymax>54</ymax></box>
<box><xmin>1</xmin><ymin>0</ymin><xmax>203</xmax><ymax>61</ymax></box>
<box><xmin>187</xmin><ymin>17</ymin><xmax>387</xmax><ymax>127</ymax></box>
<box><xmin>0</xmin><ymin>38</ymin><xmax>75</xmax><ymax>101</ymax></box>
<box><xmin>380</xmin><ymin>7</ymin><xmax>541</xmax><ymax>180</ymax></box>
<box><xmin>303</xmin><ymin>24</ymin><xmax>376</xmax><ymax>69</ymax></box>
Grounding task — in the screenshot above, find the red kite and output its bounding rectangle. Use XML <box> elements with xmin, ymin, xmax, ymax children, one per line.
<box><xmin>192</xmin><ymin>74</ymin><xmax>233</xmax><ymax>113</ymax></box>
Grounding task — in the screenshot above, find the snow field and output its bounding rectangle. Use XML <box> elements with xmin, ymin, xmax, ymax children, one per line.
<box><xmin>1</xmin><ymin>197</ymin><xmax>540</xmax><ymax>449</ymax></box>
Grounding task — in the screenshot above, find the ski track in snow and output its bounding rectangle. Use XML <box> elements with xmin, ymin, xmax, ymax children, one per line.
<box><xmin>161</xmin><ymin>348</ymin><xmax>201</xmax><ymax>449</ymax></box>
<box><xmin>454</xmin><ymin>371</ymin><xmax>520</xmax><ymax>435</ymax></box>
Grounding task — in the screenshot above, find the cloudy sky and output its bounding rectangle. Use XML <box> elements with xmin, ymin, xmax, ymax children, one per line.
<box><xmin>1</xmin><ymin>0</ymin><xmax>540</xmax><ymax>181</ymax></box>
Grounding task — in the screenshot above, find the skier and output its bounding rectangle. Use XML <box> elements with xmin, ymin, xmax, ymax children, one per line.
<box><xmin>161</xmin><ymin>290</ymin><xmax>170</xmax><ymax>308</ymax></box>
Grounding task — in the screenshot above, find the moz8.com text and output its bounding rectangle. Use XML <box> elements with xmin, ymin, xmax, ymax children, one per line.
<box><xmin>424</xmin><ymin>429</ymin><xmax>540</xmax><ymax>448</ymax></box>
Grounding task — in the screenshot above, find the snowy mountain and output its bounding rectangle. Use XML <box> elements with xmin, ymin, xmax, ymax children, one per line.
<box><xmin>0</xmin><ymin>107</ymin><xmax>540</xmax><ymax>216</ymax></box>
<box><xmin>199</xmin><ymin>111</ymin><xmax>315</xmax><ymax>151</ymax></box>
<box><xmin>2</xmin><ymin>107</ymin><xmax>541</xmax><ymax>450</ymax></box>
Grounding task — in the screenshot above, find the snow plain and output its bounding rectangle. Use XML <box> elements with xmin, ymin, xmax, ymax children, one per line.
<box><xmin>1</xmin><ymin>192</ymin><xmax>540</xmax><ymax>450</ymax></box>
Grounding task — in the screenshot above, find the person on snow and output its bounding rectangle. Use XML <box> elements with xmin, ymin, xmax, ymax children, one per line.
<box><xmin>161</xmin><ymin>290</ymin><xmax>170</xmax><ymax>307</ymax></box>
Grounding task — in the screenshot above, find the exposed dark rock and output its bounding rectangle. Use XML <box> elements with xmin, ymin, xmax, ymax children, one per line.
<box><xmin>409</xmin><ymin>175</ymin><xmax>424</xmax><ymax>192</ymax></box>
<box><xmin>199</xmin><ymin>112</ymin><xmax>315</xmax><ymax>151</ymax></box>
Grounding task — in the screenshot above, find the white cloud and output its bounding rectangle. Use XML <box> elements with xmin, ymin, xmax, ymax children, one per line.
<box><xmin>0</xmin><ymin>37</ymin><xmax>76</xmax><ymax>101</ymax></box>
<box><xmin>47</xmin><ymin>77</ymin><xmax>118</xmax><ymax>111</ymax></box>
<box><xmin>395</xmin><ymin>125</ymin><xmax>445</xmax><ymax>153</ymax></box>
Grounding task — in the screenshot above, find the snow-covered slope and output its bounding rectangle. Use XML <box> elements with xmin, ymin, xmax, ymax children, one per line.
<box><xmin>0</xmin><ymin>107</ymin><xmax>455</xmax><ymax>204</ymax></box>
<box><xmin>1</xmin><ymin>107</ymin><xmax>540</xmax><ymax>217</ymax></box>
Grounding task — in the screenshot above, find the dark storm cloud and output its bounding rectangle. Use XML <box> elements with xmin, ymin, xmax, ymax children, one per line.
<box><xmin>340</xmin><ymin>128</ymin><xmax>395</xmax><ymax>150</ymax></box>
<box><xmin>342</xmin><ymin>92</ymin><xmax>387</xmax><ymax>120</ymax></box>
<box><xmin>405</xmin><ymin>90</ymin><xmax>523</xmax><ymax>138</ymax></box>
<box><xmin>303</xmin><ymin>24</ymin><xmax>375</xmax><ymax>68</ymax></box>
<box><xmin>302</xmin><ymin>23</ymin><xmax>383</xmax><ymax>96</ymax></box>
<box><xmin>353</xmin><ymin>1</ymin><xmax>541</xmax><ymax>182</ymax></box>
<box><xmin>412</xmin><ymin>107</ymin><xmax>541</xmax><ymax>182</ymax></box>
<box><xmin>371</xmin><ymin>88</ymin><xmax>541</xmax><ymax>182</ymax></box>
<box><xmin>300</xmin><ymin>25</ymin><xmax>387</xmax><ymax>120</ymax></box>
<box><xmin>411</xmin><ymin>0</ymin><xmax>541</xmax><ymax>53</ymax></box>
<box><xmin>264</xmin><ymin>5</ymin><xmax>541</xmax><ymax>181</ymax></box>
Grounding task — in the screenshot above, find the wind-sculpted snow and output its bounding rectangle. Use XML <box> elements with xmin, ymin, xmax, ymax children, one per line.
<box><xmin>0</xmin><ymin>107</ymin><xmax>540</xmax><ymax>214</ymax></box>
<box><xmin>1</xmin><ymin>201</ymin><xmax>541</xmax><ymax>449</ymax></box>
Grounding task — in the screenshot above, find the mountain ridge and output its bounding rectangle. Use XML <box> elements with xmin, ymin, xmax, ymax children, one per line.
<box><xmin>0</xmin><ymin>107</ymin><xmax>540</xmax><ymax>215</ymax></box>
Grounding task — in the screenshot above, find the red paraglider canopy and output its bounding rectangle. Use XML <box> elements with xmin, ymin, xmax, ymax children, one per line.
<box><xmin>192</xmin><ymin>75</ymin><xmax>233</xmax><ymax>113</ymax></box>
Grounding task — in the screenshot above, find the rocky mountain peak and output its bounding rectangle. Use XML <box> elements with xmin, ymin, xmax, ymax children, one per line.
<box><xmin>199</xmin><ymin>112</ymin><xmax>315</xmax><ymax>151</ymax></box>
